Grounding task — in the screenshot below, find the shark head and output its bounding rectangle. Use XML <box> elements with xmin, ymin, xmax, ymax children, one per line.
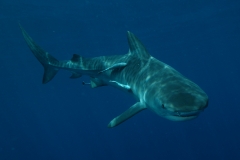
<box><xmin>144</xmin><ymin>77</ymin><xmax>208</xmax><ymax>121</ymax></box>
<box><xmin>156</xmin><ymin>91</ymin><xmax>208</xmax><ymax>121</ymax></box>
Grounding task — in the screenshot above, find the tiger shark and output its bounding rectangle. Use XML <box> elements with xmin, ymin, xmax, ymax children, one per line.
<box><xmin>20</xmin><ymin>25</ymin><xmax>208</xmax><ymax>128</ymax></box>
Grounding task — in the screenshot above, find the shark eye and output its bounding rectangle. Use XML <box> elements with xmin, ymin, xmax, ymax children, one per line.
<box><xmin>162</xmin><ymin>104</ymin><xmax>165</xmax><ymax>109</ymax></box>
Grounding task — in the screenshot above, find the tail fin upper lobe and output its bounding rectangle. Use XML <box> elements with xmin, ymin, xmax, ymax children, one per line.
<box><xmin>20</xmin><ymin>24</ymin><xmax>59</xmax><ymax>84</ymax></box>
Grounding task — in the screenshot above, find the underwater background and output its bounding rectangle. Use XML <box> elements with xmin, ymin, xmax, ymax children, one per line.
<box><xmin>0</xmin><ymin>0</ymin><xmax>240</xmax><ymax>159</ymax></box>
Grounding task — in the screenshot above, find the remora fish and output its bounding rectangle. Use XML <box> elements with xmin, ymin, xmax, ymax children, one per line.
<box><xmin>20</xmin><ymin>25</ymin><xmax>208</xmax><ymax>128</ymax></box>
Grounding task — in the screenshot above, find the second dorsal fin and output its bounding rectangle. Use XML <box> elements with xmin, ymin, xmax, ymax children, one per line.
<box><xmin>71</xmin><ymin>54</ymin><xmax>81</xmax><ymax>63</ymax></box>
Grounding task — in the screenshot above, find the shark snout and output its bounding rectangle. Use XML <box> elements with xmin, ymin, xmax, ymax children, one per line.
<box><xmin>161</xmin><ymin>92</ymin><xmax>208</xmax><ymax>121</ymax></box>
<box><xmin>167</xmin><ymin>92</ymin><xmax>208</xmax><ymax>111</ymax></box>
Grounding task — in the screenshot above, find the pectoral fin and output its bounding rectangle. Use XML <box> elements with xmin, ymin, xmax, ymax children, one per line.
<box><xmin>108</xmin><ymin>102</ymin><xmax>147</xmax><ymax>128</ymax></box>
<box><xmin>98</xmin><ymin>62</ymin><xmax>127</xmax><ymax>74</ymax></box>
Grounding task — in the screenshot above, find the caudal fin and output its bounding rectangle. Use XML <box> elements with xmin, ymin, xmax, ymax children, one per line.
<box><xmin>19</xmin><ymin>24</ymin><xmax>59</xmax><ymax>84</ymax></box>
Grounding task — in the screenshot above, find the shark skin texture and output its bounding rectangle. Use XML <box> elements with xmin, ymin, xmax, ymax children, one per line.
<box><xmin>20</xmin><ymin>24</ymin><xmax>208</xmax><ymax>128</ymax></box>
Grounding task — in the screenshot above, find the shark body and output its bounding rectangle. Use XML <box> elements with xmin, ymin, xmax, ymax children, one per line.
<box><xmin>20</xmin><ymin>25</ymin><xmax>208</xmax><ymax>128</ymax></box>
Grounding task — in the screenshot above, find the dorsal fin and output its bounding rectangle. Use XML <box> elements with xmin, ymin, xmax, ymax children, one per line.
<box><xmin>127</xmin><ymin>31</ymin><xmax>150</xmax><ymax>59</ymax></box>
<box><xmin>71</xmin><ymin>54</ymin><xmax>81</xmax><ymax>63</ymax></box>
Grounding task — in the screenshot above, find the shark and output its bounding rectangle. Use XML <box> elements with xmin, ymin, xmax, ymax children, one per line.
<box><xmin>20</xmin><ymin>25</ymin><xmax>208</xmax><ymax>128</ymax></box>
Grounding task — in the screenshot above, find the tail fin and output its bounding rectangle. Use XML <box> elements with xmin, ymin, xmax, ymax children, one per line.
<box><xmin>19</xmin><ymin>24</ymin><xmax>59</xmax><ymax>84</ymax></box>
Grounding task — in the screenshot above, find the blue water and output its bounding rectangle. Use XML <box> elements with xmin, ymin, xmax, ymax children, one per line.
<box><xmin>1</xmin><ymin>0</ymin><xmax>240</xmax><ymax>159</ymax></box>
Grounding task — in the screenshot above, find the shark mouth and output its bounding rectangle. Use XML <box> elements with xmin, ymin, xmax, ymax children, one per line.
<box><xmin>173</xmin><ymin>110</ymin><xmax>202</xmax><ymax>117</ymax></box>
